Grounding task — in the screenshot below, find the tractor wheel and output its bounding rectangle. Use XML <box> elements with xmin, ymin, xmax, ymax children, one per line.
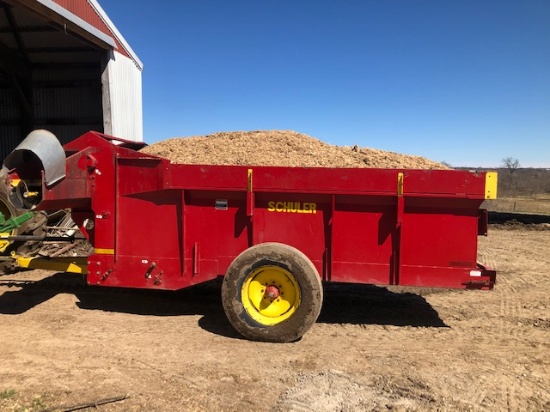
<box><xmin>0</xmin><ymin>183</ymin><xmax>28</xmax><ymax>272</ymax></box>
<box><xmin>0</xmin><ymin>183</ymin><xmax>24</xmax><ymax>252</ymax></box>
<box><xmin>221</xmin><ymin>242</ymin><xmax>323</xmax><ymax>343</ymax></box>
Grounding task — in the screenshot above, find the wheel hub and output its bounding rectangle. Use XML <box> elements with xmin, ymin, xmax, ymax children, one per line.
<box><xmin>264</xmin><ymin>284</ymin><xmax>280</xmax><ymax>299</ymax></box>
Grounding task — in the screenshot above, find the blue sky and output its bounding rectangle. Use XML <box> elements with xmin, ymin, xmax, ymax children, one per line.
<box><xmin>100</xmin><ymin>0</ymin><xmax>550</xmax><ymax>168</ymax></box>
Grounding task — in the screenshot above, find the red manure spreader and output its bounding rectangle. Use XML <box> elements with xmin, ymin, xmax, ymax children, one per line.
<box><xmin>1</xmin><ymin>130</ymin><xmax>497</xmax><ymax>342</ymax></box>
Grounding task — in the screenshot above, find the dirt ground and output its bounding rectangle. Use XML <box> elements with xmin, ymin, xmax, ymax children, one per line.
<box><xmin>0</xmin><ymin>226</ymin><xmax>549</xmax><ymax>412</ymax></box>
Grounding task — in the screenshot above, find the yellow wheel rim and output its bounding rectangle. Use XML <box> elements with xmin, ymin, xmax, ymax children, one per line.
<box><xmin>241</xmin><ymin>265</ymin><xmax>301</xmax><ymax>325</ymax></box>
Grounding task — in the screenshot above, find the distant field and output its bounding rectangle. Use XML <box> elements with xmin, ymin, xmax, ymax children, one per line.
<box><xmin>483</xmin><ymin>196</ymin><xmax>550</xmax><ymax>215</ymax></box>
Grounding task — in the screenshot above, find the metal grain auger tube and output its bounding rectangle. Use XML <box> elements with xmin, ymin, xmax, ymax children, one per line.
<box><xmin>1</xmin><ymin>129</ymin><xmax>66</xmax><ymax>211</ymax></box>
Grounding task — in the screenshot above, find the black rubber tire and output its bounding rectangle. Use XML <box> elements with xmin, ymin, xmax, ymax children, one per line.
<box><xmin>0</xmin><ymin>183</ymin><xmax>27</xmax><ymax>273</ymax></box>
<box><xmin>0</xmin><ymin>182</ymin><xmax>19</xmax><ymax>225</ymax></box>
<box><xmin>0</xmin><ymin>182</ymin><xmax>33</xmax><ymax>239</ymax></box>
<box><xmin>221</xmin><ymin>242</ymin><xmax>323</xmax><ymax>343</ymax></box>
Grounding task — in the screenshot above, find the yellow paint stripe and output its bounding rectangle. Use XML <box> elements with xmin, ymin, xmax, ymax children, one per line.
<box><xmin>15</xmin><ymin>256</ymin><xmax>88</xmax><ymax>274</ymax></box>
<box><xmin>94</xmin><ymin>248</ymin><xmax>115</xmax><ymax>255</ymax></box>
<box><xmin>247</xmin><ymin>169</ymin><xmax>253</xmax><ymax>192</ymax></box>
<box><xmin>485</xmin><ymin>172</ymin><xmax>498</xmax><ymax>199</ymax></box>
<box><xmin>397</xmin><ymin>172</ymin><xmax>404</xmax><ymax>196</ymax></box>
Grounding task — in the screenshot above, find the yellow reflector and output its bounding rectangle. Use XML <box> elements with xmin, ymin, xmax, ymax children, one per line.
<box><xmin>397</xmin><ymin>172</ymin><xmax>404</xmax><ymax>196</ymax></box>
<box><xmin>485</xmin><ymin>172</ymin><xmax>498</xmax><ymax>199</ymax></box>
<box><xmin>94</xmin><ymin>248</ymin><xmax>114</xmax><ymax>255</ymax></box>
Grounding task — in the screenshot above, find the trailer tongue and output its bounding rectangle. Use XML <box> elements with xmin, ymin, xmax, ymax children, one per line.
<box><xmin>1</xmin><ymin>130</ymin><xmax>497</xmax><ymax>342</ymax></box>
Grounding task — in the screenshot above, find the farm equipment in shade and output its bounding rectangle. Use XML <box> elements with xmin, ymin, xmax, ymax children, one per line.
<box><xmin>0</xmin><ymin>129</ymin><xmax>497</xmax><ymax>342</ymax></box>
<box><xmin>0</xmin><ymin>191</ymin><xmax>91</xmax><ymax>272</ymax></box>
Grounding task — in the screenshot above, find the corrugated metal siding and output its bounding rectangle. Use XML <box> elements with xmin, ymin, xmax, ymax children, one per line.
<box><xmin>52</xmin><ymin>0</ymin><xmax>131</xmax><ymax>60</ymax></box>
<box><xmin>0</xmin><ymin>127</ymin><xmax>22</xmax><ymax>161</ymax></box>
<box><xmin>34</xmin><ymin>87</ymin><xmax>102</xmax><ymax>120</ymax></box>
<box><xmin>33</xmin><ymin>66</ymin><xmax>101</xmax><ymax>82</ymax></box>
<box><xmin>0</xmin><ymin>89</ymin><xmax>19</xmax><ymax>120</ymax></box>
<box><xmin>33</xmin><ymin>64</ymin><xmax>103</xmax><ymax>144</ymax></box>
<box><xmin>0</xmin><ymin>89</ymin><xmax>25</xmax><ymax>160</ymax></box>
<box><xmin>108</xmin><ymin>53</ymin><xmax>143</xmax><ymax>142</ymax></box>
<box><xmin>33</xmin><ymin>66</ymin><xmax>102</xmax><ymax>117</ymax></box>
<box><xmin>33</xmin><ymin>125</ymin><xmax>102</xmax><ymax>146</ymax></box>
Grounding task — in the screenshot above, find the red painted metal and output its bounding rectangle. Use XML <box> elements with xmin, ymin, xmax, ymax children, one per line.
<box><xmin>29</xmin><ymin>131</ymin><xmax>496</xmax><ymax>291</ymax></box>
<box><xmin>52</xmin><ymin>0</ymin><xmax>132</xmax><ymax>59</ymax></box>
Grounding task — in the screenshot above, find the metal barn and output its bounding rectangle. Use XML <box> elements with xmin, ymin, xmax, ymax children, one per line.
<box><xmin>0</xmin><ymin>0</ymin><xmax>143</xmax><ymax>160</ymax></box>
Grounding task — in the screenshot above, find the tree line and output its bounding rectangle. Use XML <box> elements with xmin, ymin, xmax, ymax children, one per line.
<box><xmin>454</xmin><ymin>158</ymin><xmax>550</xmax><ymax>197</ymax></box>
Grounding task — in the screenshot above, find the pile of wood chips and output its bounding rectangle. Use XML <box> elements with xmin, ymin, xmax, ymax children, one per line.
<box><xmin>141</xmin><ymin>130</ymin><xmax>449</xmax><ymax>169</ymax></box>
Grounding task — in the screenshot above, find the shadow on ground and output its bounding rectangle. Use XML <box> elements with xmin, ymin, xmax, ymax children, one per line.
<box><xmin>489</xmin><ymin>211</ymin><xmax>550</xmax><ymax>224</ymax></box>
<box><xmin>0</xmin><ymin>272</ymin><xmax>447</xmax><ymax>339</ymax></box>
<box><xmin>319</xmin><ymin>282</ymin><xmax>447</xmax><ymax>327</ymax></box>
